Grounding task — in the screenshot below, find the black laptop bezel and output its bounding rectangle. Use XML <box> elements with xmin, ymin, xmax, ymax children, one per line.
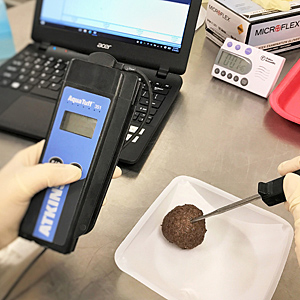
<box><xmin>31</xmin><ymin>0</ymin><xmax>201</xmax><ymax>75</ymax></box>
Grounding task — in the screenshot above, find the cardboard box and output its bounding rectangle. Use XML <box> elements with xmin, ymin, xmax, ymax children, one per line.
<box><xmin>205</xmin><ymin>0</ymin><xmax>300</xmax><ymax>53</ymax></box>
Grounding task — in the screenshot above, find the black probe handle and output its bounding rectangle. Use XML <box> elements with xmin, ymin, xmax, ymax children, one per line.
<box><xmin>258</xmin><ymin>170</ymin><xmax>300</xmax><ymax>206</ymax></box>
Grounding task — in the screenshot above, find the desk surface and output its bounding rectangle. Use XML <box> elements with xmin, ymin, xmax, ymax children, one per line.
<box><xmin>4</xmin><ymin>1</ymin><xmax>300</xmax><ymax>299</ymax></box>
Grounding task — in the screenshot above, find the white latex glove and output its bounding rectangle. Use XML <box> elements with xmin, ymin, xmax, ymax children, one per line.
<box><xmin>0</xmin><ymin>140</ymin><xmax>122</xmax><ymax>249</ymax></box>
<box><xmin>251</xmin><ymin>0</ymin><xmax>292</xmax><ymax>11</ymax></box>
<box><xmin>278</xmin><ymin>156</ymin><xmax>300</xmax><ymax>265</ymax></box>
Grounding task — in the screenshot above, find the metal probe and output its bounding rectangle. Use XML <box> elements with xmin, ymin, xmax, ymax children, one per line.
<box><xmin>191</xmin><ymin>170</ymin><xmax>300</xmax><ymax>223</ymax></box>
<box><xmin>191</xmin><ymin>194</ymin><xmax>261</xmax><ymax>223</ymax></box>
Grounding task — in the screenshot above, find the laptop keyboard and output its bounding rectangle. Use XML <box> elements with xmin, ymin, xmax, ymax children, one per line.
<box><xmin>126</xmin><ymin>80</ymin><xmax>171</xmax><ymax>142</ymax></box>
<box><xmin>0</xmin><ymin>49</ymin><xmax>67</xmax><ymax>100</ymax></box>
<box><xmin>0</xmin><ymin>47</ymin><xmax>174</xmax><ymax>163</ymax></box>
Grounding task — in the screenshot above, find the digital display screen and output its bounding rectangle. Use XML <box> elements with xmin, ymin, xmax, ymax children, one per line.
<box><xmin>39</xmin><ymin>0</ymin><xmax>191</xmax><ymax>53</ymax></box>
<box><xmin>218</xmin><ymin>51</ymin><xmax>251</xmax><ymax>75</ymax></box>
<box><xmin>60</xmin><ymin>111</ymin><xmax>97</xmax><ymax>138</ymax></box>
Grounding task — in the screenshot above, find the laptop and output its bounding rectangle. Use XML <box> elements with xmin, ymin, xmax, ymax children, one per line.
<box><xmin>0</xmin><ymin>0</ymin><xmax>201</xmax><ymax>164</ymax></box>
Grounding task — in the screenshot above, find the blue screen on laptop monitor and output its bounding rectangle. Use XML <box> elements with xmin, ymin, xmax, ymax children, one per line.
<box><xmin>39</xmin><ymin>0</ymin><xmax>192</xmax><ymax>53</ymax></box>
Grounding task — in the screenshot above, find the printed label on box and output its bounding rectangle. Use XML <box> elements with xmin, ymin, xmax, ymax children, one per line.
<box><xmin>206</xmin><ymin>0</ymin><xmax>300</xmax><ymax>52</ymax></box>
<box><xmin>206</xmin><ymin>0</ymin><xmax>250</xmax><ymax>42</ymax></box>
<box><xmin>249</xmin><ymin>14</ymin><xmax>300</xmax><ymax>46</ymax></box>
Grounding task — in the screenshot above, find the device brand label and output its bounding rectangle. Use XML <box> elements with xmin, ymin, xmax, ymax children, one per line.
<box><xmin>33</xmin><ymin>184</ymin><xmax>70</xmax><ymax>242</ymax></box>
<box><xmin>255</xmin><ymin>20</ymin><xmax>300</xmax><ymax>36</ymax></box>
<box><xmin>97</xmin><ymin>42</ymin><xmax>112</xmax><ymax>49</ymax></box>
<box><xmin>68</xmin><ymin>95</ymin><xmax>94</xmax><ymax>107</ymax></box>
<box><xmin>208</xmin><ymin>4</ymin><xmax>230</xmax><ymax>21</ymax></box>
<box><xmin>260</xmin><ymin>55</ymin><xmax>275</xmax><ymax>65</ymax></box>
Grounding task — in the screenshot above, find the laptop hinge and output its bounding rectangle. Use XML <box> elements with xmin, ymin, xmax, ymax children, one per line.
<box><xmin>38</xmin><ymin>42</ymin><xmax>51</xmax><ymax>51</ymax></box>
<box><xmin>156</xmin><ymin>66</ymin><xmax>169</xmax><ymax>79</ymax></box>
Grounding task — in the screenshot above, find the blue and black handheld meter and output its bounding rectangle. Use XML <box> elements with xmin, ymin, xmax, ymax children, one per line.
<box><xmin>19</xmin><ymin>54</ymin><xmax>142</xmax><ymax>253</ymax></box>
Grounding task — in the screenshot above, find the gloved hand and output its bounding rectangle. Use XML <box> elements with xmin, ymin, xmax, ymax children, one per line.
<box><xmin>0</xmin><ymin>140</ymin><xmax>122</xmax><ymax>249</ymax></box>
<box><xmin>251</xmin><ymin>0</ymin><xmax>291</xmax><ymax>11</ymax></box>
<box><xmin>278</xmin><ymin>156</ymin><xmax>300</xmax><ymax>265</ymax></box>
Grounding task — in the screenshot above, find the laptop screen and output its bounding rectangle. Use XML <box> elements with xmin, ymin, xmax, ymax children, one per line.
<box><xmin>39</xmin><ymin>0</ymin><xmax>191</xmax><ymax>54</ymax></box>
<box><xmin>32</xmin><ymin>0</ymin><xmax>201</xmax><ymax>75</ymax></box>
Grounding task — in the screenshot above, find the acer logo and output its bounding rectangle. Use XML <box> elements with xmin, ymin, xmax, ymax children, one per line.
<box><xmin>97</xmin><ymin>42</ymin><xmax>112</xmax><ymax>49</ymax></box>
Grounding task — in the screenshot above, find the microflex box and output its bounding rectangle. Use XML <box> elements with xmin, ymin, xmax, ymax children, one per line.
<box><xmin>205</xmin><ymin>0</ymin><xmax>300</xmax><ymax>53</ymax></box>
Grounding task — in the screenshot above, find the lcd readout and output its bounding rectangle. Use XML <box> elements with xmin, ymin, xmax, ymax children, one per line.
<box><xmin>218</xmin><ymin>51</ymin><xmax>251</xmax><ymax>75</ymax></box>
<box><xmin>60</xmin><ymin>111</ymin><xmax>97</xmax><ymax>138</ymax></box>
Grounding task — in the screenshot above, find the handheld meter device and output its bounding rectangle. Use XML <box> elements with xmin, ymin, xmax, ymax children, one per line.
<box><xmin>19</xmin><ymin>53</ymin><xmax>141</xmax><ymax>254</ymax></box>
<box><xmin>212</xmin><ymin>38</ymin><xmax>286</xmax><ymax>98</ymax></box>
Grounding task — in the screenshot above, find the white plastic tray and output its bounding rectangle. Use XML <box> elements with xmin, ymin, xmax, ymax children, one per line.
<box><xmin>115</xmin><ymin>176</ymin><xmax>293</xmax><ymax>300</ymax></box>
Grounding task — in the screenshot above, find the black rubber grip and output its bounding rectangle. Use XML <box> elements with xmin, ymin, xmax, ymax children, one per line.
<box><xmin>258</xmin><ymin>170</ymin><xmax>300</xmax><ymax>206</ymax></box>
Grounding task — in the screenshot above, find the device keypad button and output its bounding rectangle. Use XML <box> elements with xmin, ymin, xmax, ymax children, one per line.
<box><xmin>39</xmin><ymin>80</ymin><xmax>50</xmax><ymax>89</ymax></box>
<box><xmin>154</xmin><ymin>93</ymin><xmax>165</xmax><ymax>101</ymax></box>
<box><xmin>70</xmin><ymin>163</ymin><xmax>83</xmax><ymax>171</ymax></box>
<box><xmin>241</xmin><ymin>78</ymin><xmax>248</xmax><ymax>86</ymax></box>
<box><xmin>139</xmin><ymin>128</ymin><xmax>145</xmax><ymax>135</ymax></box>
<box><xmin>20</xmin><ymin>84</ymin><xmax>33</xmax><ymax>92</ymax></box>
<box><xmin>221</xmin><ymin>71</ymin><xmax>226</xmax><ymax>76</ymax></box>
<box><xmin>19</xmin><ymin>68</ymin><xmax>30</xmax><ymax>75</ymax></box>
<box><xmin>33</xmin><ymin>64</ymin><xmax>44</xmax><ymax>72</ymax></box>
<box><xmin>146</xmin><ymin>116</ymin><xmax>153</xmax><ymax>124</ymax></box>
<box><xmin>40</xmin><ymin>73</ymin><xmax>51</xmax><ymax>80</ymax></box>
<box><xmin>2</xmin><ymin>71</ymin><xmax>17</xmax><ymax>79</ymax></box>
<box><xmin>52</xmin><ymin>70</ymin><xmax>64</xmax><ymax>77</ymax></box>
<box><xmin>233</xmin><ymin>76</ymin><xmax>239</xmax><ymax>82</ymax></box>
<box><xmin>49</xmin><ymin>157</ymin><xmax>63</xmax><ymax>164</ymax></box>
<box><xmin>0</xmin><ymin>78</ymin><xmax>11</xmax><ymax>86</ymax></box>
<box><xmin>153</xmin><ymin>86</ymin><xmax>169</xmax><ymax>95</ymax></box>
<box><xmin>49</xmin><ymin>76</ymin><xmax>62</xmax><ymax>83</ymax></box>
<box><xmin>6</xmin><ymin>65</ymin><xmax>19</xmax><ymax>72</ymax></box>
<box><xmin>245</xmin><ymin>48</ymin><xmax>252</xmax><ymax>55</ymax></box>
<box><xmin>214</xmin><ymin>68</ymin><xmax>220</xmax><ymax>74</ymax></box>
<box><xmin>17</xmin><ymin>74</ymin><xmax>29</xmax><ymax>82</ymax></box>
<box><xmin>227</xmin><ymin>73</ymin><xmax>232</xmax><ymax>79</ymax></box>
<box><xmin>132</xmin><ymin>112</ymin><xmax>139</xmax><ymax>120</ymax></box>
<box><xmin>129</xmin><ymin>125</ymin><xmax>138</xmax><ymax>133</ymax></box>
<box><xmin>10</xmin><ymin>82</ymin><xmax>21</xmax><ymax>89</ymax></box>
<box><xmin>49</xmin><ymin>83</ymin><xmax>62</xmax><ymax>91</ymax></box>
<box><xmin>11</xmin><ymin>60</ymin><xmax>23</xmax><ymax>67</ymax></box>
<box><xmin>132</xmin><ymin>136</ymin><xmax>139</xmax><ymax>143</ymax></box>
<box><xmin>29</xmin><ymin>70</ymin><xmax>41</xmax><ymax>78</ymax></box>
<box><xmin>28</xmin><ymin>77</ymin><xmax>39</xmax><ymax>85</ymax></box>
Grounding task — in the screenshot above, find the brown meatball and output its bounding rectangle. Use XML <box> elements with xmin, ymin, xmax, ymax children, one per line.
<box><xmin>161</xmin><ymin>204</ymin><xmax>206</xmax><ymax>249</ymax></box>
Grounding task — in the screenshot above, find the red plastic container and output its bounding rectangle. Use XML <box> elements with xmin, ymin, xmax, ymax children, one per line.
<box><xmin>269</xmin><ymin>59</ymin><xmax>300</xmax><ymax>124</ymax></box>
